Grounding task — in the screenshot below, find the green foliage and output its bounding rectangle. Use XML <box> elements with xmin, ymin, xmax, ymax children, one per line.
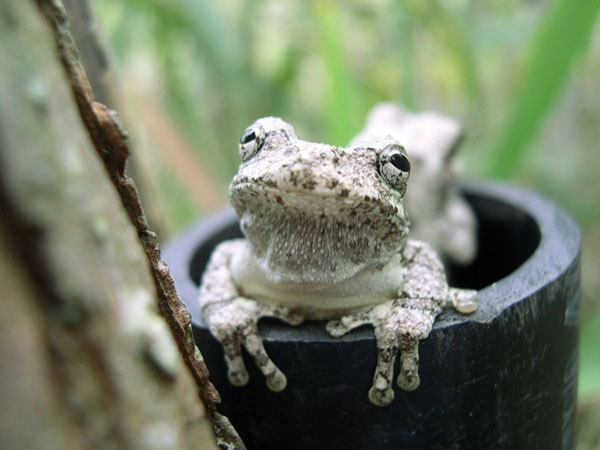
<box><xmin>580</xmin><ymin>311</ymin><xmax>600</xmax><ymax>395</ymax></box>
<box><xmin>488</xmin><ymin>0</ymin><xmax>600</xmax><ymax>178</ymax></box>
<box><xmin>312</xmin><ymin>0</ymin><xmax>365</xmax><ymax>146</ymax></box>
<box><xmin>156</xmin><ymin>166</ymin><xmax>201</xmax><ymax>232</ymax></box>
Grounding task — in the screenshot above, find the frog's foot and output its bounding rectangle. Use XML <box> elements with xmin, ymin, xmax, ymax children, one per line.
<box><xmin>204</xmin><ymin>299</ymin><xmax>304</xmax><ymax>392</ymax></box>
<box><xmin>327</xmin><ymin>300</ymin><xmax>439</xmax><ymax>406</ymax></box>
<box><xmin>326</xmin><ymin>309</ymin><xmax>398</xmax><ymax>405</ymax></box>
<box><xmin>371</xmin><ymin>304</ymin><xmax>436</xmax><ymax>406</ymax></box>
<box><xmin>447</xmin><ymin>287</ymin><xmax>478</xmax><ymax>314</ymax></box>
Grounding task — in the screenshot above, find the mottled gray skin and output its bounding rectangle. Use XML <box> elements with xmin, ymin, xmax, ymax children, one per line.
<box><xmin>198</xmin><ymin>117</ymin><xmax>477</xmax><ymax>406</ymax></box>
<box><xmin>351</xmin><ymin>103</ymin><xmax>477</xmax><ymax>265</ymax></box>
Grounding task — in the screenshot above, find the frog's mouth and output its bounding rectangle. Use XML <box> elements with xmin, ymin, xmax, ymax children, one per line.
<box><xmin>231</xmin><ymin>180</ymin><xmax>407</xmax><ymax>237</ymax></box>
<box><xmin>230</xmin><ymin>182</ymin><xmax>376</xmax><ymax>222</ymax></box>
<box><xmin>230</xmin><ymin>181</ymin><xmax>365</xmax><ymax>205</ymax></box>
<box><xmin>229</xmin><ymin>181</ymin><xmax>406</xmax><ymax>231</ymax></box>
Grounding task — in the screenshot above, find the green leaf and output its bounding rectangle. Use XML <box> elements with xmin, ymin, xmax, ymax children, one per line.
<box><xmin>579</xmin><ymin>309</ymin><xmax>600</xmax><ymax>395</ymax></box>
<box><xmin>487</xmin><ymin>0</ymin><xmax>600</xmax><ymax>178</ymax></box>
<box><xmin>312</xmin><ymin>0</ymin><xmax>364</xmax><ymax>145</ymax></box>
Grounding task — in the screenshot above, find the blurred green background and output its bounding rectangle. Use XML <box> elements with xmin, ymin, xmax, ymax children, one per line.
<box><xmin>95</xmin><ymin>0</ymin><xmax>599</xmax><ymax>445</ymax></box>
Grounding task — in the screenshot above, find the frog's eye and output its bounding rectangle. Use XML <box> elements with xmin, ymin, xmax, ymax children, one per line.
<box><xmin>377</xmin><ymin>145</ymin><xmax>411</xmax><ymax>193</ymax></box>
<box><xmin>239</xmin><ymin>124</ymin><xmax>266</xmax><ymax>162</ymax></box>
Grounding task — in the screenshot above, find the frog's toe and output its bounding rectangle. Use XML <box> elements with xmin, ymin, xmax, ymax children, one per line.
<box><xmin>228</xmin><ymin>368</ymin><xmax>250</xmax><ymax>387</ymax></box>
<box><xmin>266</xmin><ymin>369</ymin><xmax>287</xmax><ymax>392</ymax></box>
<box><xmin>369</xmin><ymin>329</ymin><xmax>400</xmax><ymax>406</ymax></box>
<box><xmin>243</xmin><ymin>331</ymin><xmax>288</xmax><ymax>392</ymax></box>
<box><xmin>448</xmin><ymin>287</ymin><xmax>478</xmax><ymax>314</ymax></box>
<box><xmin>326</xmin><ymin>313</ymin><xmax>372</xmax><ymax>337</ymax></box>
<box><xmin>397</xmin><ymin>371</ymin><xmax>420</xmax><ymax>391</ymax></box>
<box><xmin>397</xmin><ymin>336</ymin><xmax>421</xmax><ymax>391</ymax></box>
<box><xmin>223</xmin><ymin>341</ymin><xmax>250</xmax><ymax>387</ymax></box>
<box><xmin>368</xmin><ymin>382</ymin><xmax>395</xmax><ymax>407</ymax></box>
<box><xmin>258</xmin><ymin>304</ymin><xmax>304</xmax><ymax>326</ymax></box>
<box><xmin>325</xmin><ymin>319</ymin><xmax>347</xmax><ymax>337</ymax></box>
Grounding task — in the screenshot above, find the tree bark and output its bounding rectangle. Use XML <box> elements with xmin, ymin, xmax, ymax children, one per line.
<box><xmin>0</xmin><ymin>1</ymin><xmax>241</xmax><ymax>448</ymax></box>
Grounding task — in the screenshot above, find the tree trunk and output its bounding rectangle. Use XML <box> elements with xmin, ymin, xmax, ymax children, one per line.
<box><xmin>0</xmin><ymin>1</ymin><xmax>239</xmax><ymax>448</ymax></box>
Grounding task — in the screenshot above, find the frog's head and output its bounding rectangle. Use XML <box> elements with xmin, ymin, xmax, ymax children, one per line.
<box><xmin>229</xmin><ymin>117</ymin><xmax>412</xmax><ymax>283</ymax></box>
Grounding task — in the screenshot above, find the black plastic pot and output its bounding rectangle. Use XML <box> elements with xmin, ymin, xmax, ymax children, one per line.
<box><xmin>163</xmin><ymin>181</ymin><xmax>580</xmax><ymax>450</ymax></box>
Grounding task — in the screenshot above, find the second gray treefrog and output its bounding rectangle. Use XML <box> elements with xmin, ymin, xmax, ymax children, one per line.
<box><xmin>351</xmin><ymin>103</ymin><xmax>477</xmax><ymax>265</ymax></box>
<box><xmin>198</xmin><ymin>117</ymin><xmax>477</xmax><ymax>406</ymax></box>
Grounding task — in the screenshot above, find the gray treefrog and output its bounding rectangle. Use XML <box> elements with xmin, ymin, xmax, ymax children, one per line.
<box><xmin>198</xmin><ymin>117</ymin><xmax>477</xmax><ymax>406</ymax></box>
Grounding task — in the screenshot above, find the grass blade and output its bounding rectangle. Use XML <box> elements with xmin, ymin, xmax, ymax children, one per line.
<box><xmin>312</xmin><ymin>0</ymin><xmax>364</xmax><ymax>145</ymax></box>
<box><xmin>487</xmin><ymin>0</ymin><xmax>600</xmax><ymax>178</ymax></box>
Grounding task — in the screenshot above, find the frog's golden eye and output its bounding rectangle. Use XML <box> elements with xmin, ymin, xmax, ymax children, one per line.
<box><xmin>377</xmin><ymin>145</ymin><xmax>411</xmax><ymax>194</ymax></box>
<box><xmin>239</xmin><ymin>124</ymin><xmax>265</xmax><ymax>162</ymax></box>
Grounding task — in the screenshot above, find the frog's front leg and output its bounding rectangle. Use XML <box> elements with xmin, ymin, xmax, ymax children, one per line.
<box><xmin>327</xmin><ymin>240</ymin><xmax>477</xmax><ymax>406</ymax></box>
<box><xmin>198</xmin><ymin>240</ymin><xmax>304</xmax><ymax>392</ymax></box>
<box><xmin>328</xmin><ymin>297</ymin><xmax>442</xmax><ymax>406</ymax></box>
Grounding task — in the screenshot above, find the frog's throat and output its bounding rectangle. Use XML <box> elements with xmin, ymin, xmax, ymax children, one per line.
<box><xmin>238</xmin><ymin>208</ymin><xmax>408</xmax><ymax>285</ymax></box>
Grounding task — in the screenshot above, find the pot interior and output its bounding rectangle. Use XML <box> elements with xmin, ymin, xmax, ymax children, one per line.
<box><xmin>188</xmin><ymin>191</ymin><xmax>541</xmax><ymax>291</ymax></box>
<box><xmin>447</xmin><ymin>192</ymin><xmax>541</xmax><ymax>289</ymax></box>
